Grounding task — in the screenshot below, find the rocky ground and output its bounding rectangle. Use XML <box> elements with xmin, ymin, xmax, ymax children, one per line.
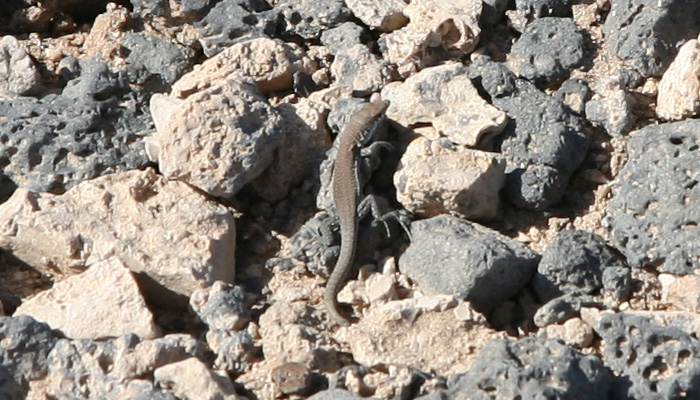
<box><xmin>1</xmin><ymin>0</ymin><xmax>700</xmax><ymax>399</ymax></box>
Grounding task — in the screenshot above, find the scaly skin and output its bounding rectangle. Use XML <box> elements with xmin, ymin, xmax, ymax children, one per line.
<box><xmin>324</xmin><ymin>100</ymin><xmax>390</xmax><ymax>326</ymax></box>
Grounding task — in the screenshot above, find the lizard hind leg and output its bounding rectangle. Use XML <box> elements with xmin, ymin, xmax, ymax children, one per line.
<box><xmin>357</xmin><ymin>194</ymin><xmax>413</xmax><ymax>240</ymax></box>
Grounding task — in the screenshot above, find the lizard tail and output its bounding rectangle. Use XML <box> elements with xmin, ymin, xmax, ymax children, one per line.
<box><xmin>324</xmin><ymin>238</ymin><xmax>356</xmax><ymax>326</ymax></box>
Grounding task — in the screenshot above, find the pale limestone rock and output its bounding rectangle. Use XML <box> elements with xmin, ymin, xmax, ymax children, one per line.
<box><xmin>172</xmin><ymin>37</ymin><xmax>308</xmax><ymax>96</ymax></box>
<box><xmin>393</xmin><ymin>136</ymin><xmax>506</xmax><ymax>220</ymax></box>
<box><xmin>381</xmin><ymin>63</ymin><xmax>506</xmax><ymax>147</ymax></box>
<box><xmin>330</xmin><ymin>44</ymin><xmax>394</xmax><ymax>94</ymax></box>
<box><xmin>659</xmin><ymin>273</ymin><xmax>700</xmax><ymax>312</ymax></box>
<box><xmin>365</xmin><ymin>273</ymin><xmax>397</xmax><ymax>303</ymax></box>
<box><xmin>544</xmin><ymin>317</ymin><xmax>594</xmax><ymax>348</ymax></box>
<box><xmin>0</xmin><ymin>35</ymin><xmax>39</xmax><ymax>95</ymax></box>
<box><xmin>0</xmin><ymin>168</ymin><xmax>235</xmax><ymax>306</ymax></box>
<box><xmin>657</xmin><ymin>36</ymin><xmax>700</xmax><ymax>120</ymax></box>
<box><xmin>82</xmin><ymin>3</ymin><xmax>129</xmax><ymax>62</ymax></box>
<box><xmin>345</xmin><ymin>0</ymin><xmax>408</xmax><ymax>32</ymax></box>
<box><xmin>149</xmin><ymin>76</ymin><xmax>285</xmax><ymax>199</ymax></box>
<box><xmin>154</xmin><ymin>358</ymin><xmax>239</xmax><ymax>400</ymax></box>
<box><xmin>382</xmin><ymin>0</ymin><xmax>481</xmax><ymax>77</ymax></box>
<box><xmin>15</xmin><ymin>258</ymin><xmax>159</xmax><ymax>340</ymax></box>
<box><xmin>335</xmin><ymin>301</ymin><xmax>500</xmax><ymax>375</ymax></box>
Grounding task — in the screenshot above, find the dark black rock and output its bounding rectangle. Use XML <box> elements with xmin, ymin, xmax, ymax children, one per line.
<box><xmin>0</xmin><ymin>365</ymin><xmax>24</xmax><ymax>400</ymax></box>
<box><xmin>481</xmin><ymin>0</ymin><xmax>509</xmax><ymax>26</ymax></box>
<box><xmin>516</xmin><ymin>0</ymin><xmax>573</xmax><ymax>19</ymax></box>
<box><xmin>602</xmin><ymin>267</ymin><xmax>632</xmax><ymax>302</ymax></box>
<box><xmin>532</xmin><ymin>229</ymin><xmax>627</xmax><ymax>302</ymax></box>
<box><xmin>130</xmin><ymin>0</ymin><xmax>210</xmax><ymax>16</ymax></box>
<box><xmin>399</xmin><ymin>215</ymin><xmax>540</xmax><ymax>314</ymax></box>
<box><xmin>0</xmin><ymin>59</ymin><xmax>151</xmax><ymax>195</ymax></box>
<box><xmin>290</xmin><ymin>211</ymin><xmax>340</xmax><ymax>276</ymax></box>
<box><xmin>320</xmin><ymin>22</ymin><xmax>364</xmax><ymax>54</ymax></box>
<box><xmin>275</xmin><ymin>0</ymin><xmax>351</xmax><ymax>40</ymax></box>
<box><xmin>554</xmin><ymin>78</ymin><xmax>590</xmax><ymax>115</ymax></box>
<box><xmin>603</xmin><ymin>0</ymin><xmax>700</xmax><ymax>77</ymax></box>
<box><xmin>468</xmin><ymin>57</ymin><xmax>517</xmax><ymax>100</ymax></box>
<box><xmin>508</xmin><ymin>17</ymin><xmax>585</xmax><ymax>83</ymax></box>
<box><xmin>533</xmin><ymin>292</ymin><xmax>598</xmax><ymax>327</ymax></box>
<box><xmin>194</xmin><ymin>0</ymin><xmax>278</xmax><ymax>57</ymax></box>
<box><xmin>607</xmin><ymin>119</ymin><xmax>700</xmax><ymax>274</ymax></box>
<box><xmin>595</xmin><ymin>312</ymin><xmax>700</xmax><ymax>399</ymax></box>
<box><xmin>0</xmin><ymin>316</ymin><xmax>60</xmax><ymax>391</ymax></box>
<box><xmin>448</xmin><ymin>336</ymin><xmax>612</xmax><ymax>400</ymax></box>
<box><xmin>120</xmin><ymin>32</ymin><xmax>196</xmax><ymax>90</ymax></box>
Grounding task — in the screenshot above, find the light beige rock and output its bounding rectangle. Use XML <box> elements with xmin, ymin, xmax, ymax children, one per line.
<box><xmin>657</xmin><ymin>36</ymin><xmax>700</xmax><ymax>120</ymax></box>
<box><xmin>544</xmin><ymin>317</ymin><xmax>594</xmax><ymax>348</ymax></box>
<box><xmin>82</xmin><ymin>3</ymin><xmax>129</xmax><ymax>62</ymax></box>
<box><xmin>0</xmin><ymin>35</ymin><xmax>39</xmax><ymax>95</ymax></box>
<box><xmin>382</xmin><ymin>0</ymin><xmax>481</xmax><ymax>76</ymax></box>
<box><xmin>365</xmin><ymin>273</ymin><xmax>397</xmax><ymax>303</ymax></box>
<box><xmin>172</xmin><ymin>37</ymin><xmax>308</xmax><ymax>96</ymax></box>
<box><xmin>393</xmin><ymin>136</ymin><xmax>506</xmax><ymax>220</ymax></box>
<box><xmin>149</xmin><ymin>76</ymin><xmax>285</xmax><ymax>199</ymax></box>
<box><xmin>335</xmin><ymin>301</ymin><xmax>500</xmax><ymax>375</ymax></box>
<box><xmin>345</xmin><ymin>0</ymin><xmax>408</xmax><ymax>32</ymax></box>
<box><xmin>660</xmin><ymin>273</ymin><xmax>700</xmax><ymax>312</ymax></box>
<box><xmin>330</xmin><ymin>44</ymin><xmax>393</xmax><ymax>94</ymax></box>
<box><xmin>154</xmin><ymin>358</ymin><xmax>239</xmax><ymax>400</ymax></box>
<box><xmin>382</xmin><ymin>63</ymin><xmax>506</xmax><ymax>147</ymax></box>
<box><xmin>15</xmin><ymin>258</ymin><xmax>159</xmax><ymax>340</ymax></box>
<box><xmin>0</xmin><ymin>168</ymin><xmax>236</xmax><ymax>306</ymax></box>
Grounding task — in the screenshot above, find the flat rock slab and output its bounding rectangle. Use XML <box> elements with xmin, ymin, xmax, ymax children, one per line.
<box><xmin>607</xmin><ymin>119</ymin><xmax>700</xmax><ymax>274</ymax></box>
<box><xmin>15</xmin><ymin>257</ymin><xmax>160</xmax><ymax>340</ymax></box>
<box><xmin>0</xmin><ymin>168</ymin><xmax>236</xmax><ymax>306</ymax></box>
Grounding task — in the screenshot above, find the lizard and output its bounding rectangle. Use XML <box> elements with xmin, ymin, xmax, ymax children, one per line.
<box><xmin>325</xmin><ymin>99</ymin><xmax>391</xmax><ymax>326</ymax></box>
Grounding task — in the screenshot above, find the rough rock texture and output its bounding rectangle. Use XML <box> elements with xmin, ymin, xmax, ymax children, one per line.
<box><xmin>532</xmin><ymin>229</ymin><xmax>627</xmax><ymax>302</ymax></box>
<box><xmin>276</xmin><ymin>0</ymin><xmax>351</xmax><ymax>40</ymax></box>
<box><xmin>345</xmin><ymin>0</ymin><xmax>407</xmax><ymax>32</ymax></box>
<box><xmin>656</xmin><ymin>35</ymin><xmax>700</xmax><ymax>120</ymax></box>
<box><xmin>469</xmin><ymin>58</ymin><xmax>589</xmax><ymax>210</ymax></box>
<box><xmin>543</xmin><ymin>317</ymin><xmax>595</xmax><ymax>348</ymax></box>
<box><xmin>154</xmin><ymin>357</ymin><xmax>239</xmax><ymax>400</ymax></box>
<box><xmin>585</xmin><ymin>73</ymin><xmax>636</xmax><ymax>137</ymax></box>
<box><xmin>0</xmin><ymin>316</ymin><xmax>59</xmax><ymax>395</ymax></box>
<box><xmin>171</xmin><ymin>38</ymin><xmax>307</xmax><ymax>96</ymax></box>
<box><xmin>660</xmin><ymin>274</ymin><xmax>700</xmax><ymax>312</ymax></box>
<box><xmin>14</xmin><ymin>257</ymin><xmax>160</xmax><ymax>340</ymax></box>
<box><xmin>149</xmin><ymin>76</ymin><xmax>285</xmax><ymax>200</ymax></box>
<box><xmin>308</xmin><ymin>389</ymin><xmax>377</xmax><ymax>400</ymax></box>
<box><xmin>533</xmin><ymin>292</ymin><xmax>598</xmax><ymax>327</ymax></box>
<box><xmin>190</xmin><ymin>281</ymin><xmax>250</xmax><ymax>331</ymax></box>
<box><xmin>320</xmin><ymin>22</ymin><xmax>364</xmax><ymax>54</ymax></box>
<box><xmin>448</xmin><ymin>336</ymin><xmax>611</xmax><ymax>400</ymax></box>
<box><xmin>34</xmin><ymin>334</ymin><xmax>204</xmax><ymax>400</ymax></box>
<box><xmin>205</xmin><ymin>329</ymin><xmax>256</xmax><ymax>373</ymax></box>
<box><xmin>0</xmin><ymin>58</ymin><xmax>151</xmax><ymax>196</ymax></box>
<box><xmin>381</xmin><ymin>0</ymin><xmax>481</xmax><ymax>77</ymax></box>
<box><xmin>507</xmin><ymin>17</ymin><xmax>584</xmax><ymax>83</ymax></box>
<box><xmin>0</xmin><ymin>168</ymin><xmax>236</xmax><ymax>305</ymax></box>
<box><xmin>603</xmin><ymin>0</ymin><xmax>700</xmax><ymax>77</ymax></box>
<box><xmin>382</xmin><ymin>63</ymin><xmax>507</xmax><ymax>148</ymax></box>
<box><xmin>554</xmin><ymin>77</ymin><xmax>590</xmax><ymax>115</ymax></box>
<box><xmin>399</xmin><ymin>215</ymin><xmax>540</xmax><ymax>313</ymax></box>
<box><xmin>515</xmin><ymin>0</ymin><xmax>573</xmax><ymax>20</ymax></box>
<box><xmin>335</xmin><ymin>300</ymin><xmax>501</xmax><ymax>376</ymax></box>
<box><xmin>607</xmin><ymin>119</ymin><xmax>700</xmax><ymax>274</ymax></box>
<box><xmin>596</xmin><ymin>312</ymin><xmax>700</xmax><ymax>399</ymax></box>
<box><xmin>330</xmin><ymin>44</ymin><xmax>393</xmax><ymax>95</ymax></box>
<box><xmin>0</xmin><ymin>35</ymin><xmax>39</xmax><ymax>95</ymax></box>
<box><xmin>393</xmin><ymin>137</ymin><xmax>506</xmax><ymax>220</ymax></box>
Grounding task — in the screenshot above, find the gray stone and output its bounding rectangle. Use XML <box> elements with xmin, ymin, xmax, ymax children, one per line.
<box><xmin>554</xmin><ymin>78</ymin><xmax>590</xmax><ymax>115</ymax></box>
<box><xmin>205</xmin><ymin>329</ymin><xmax>256</xmax><ymax>373</ymax></box>
<box><xmin>307</xmin><ymin>389</ymin><xmax>378</xmax><ymax>400</ymax></box>
<box><xmin>603</xmin><ymin>0</ymin><xmax>700</xmax><ymax>77</ymax></box>
<box><xmin>0</xmin><ymin>316</ymin><xmax>59</xmax><ymax>390</ymax></box>
<box><xmin>532</xmin><ymin>229</ymin><xmax>627</xmax><ymax>302</ymax></box>
<box><xmin>320</xmin><ymin>22</ymin><xmax>364</xmax><ymax>54</ymax></box>
<box><xmin>607</xmin><ymin>119</ymin><xmax>700</xmax><ymax>274</ymax></box>
<box><xmin>190</xmin><ymin>282</ymin><xmax>250</xmax><ymax>331</ymax></box>
<box><xmin>481</xmin><ymin>0</ymin><xmax>509</xmax><ymax>26</ymax></box>
<box><xmin>276</xmin><ymin>0</ymin><xmax>351</xmax><ymax>40</ymax></box>
<box><xmin>120</xmin><ymin>32</ymin><xmax>196</xmax><ymax>89</ymax></box>
<box><xmin>0</xmin><ymin>35</ymin><xmax>39</xmax><ymax>95</ymax></box>
<box><xmin>595</xmin><ymin>312</ymin><xmax>700</xmax><ymax>399</ymax></box>
<box><xmin>515</xmin><ymin>0</ymin><xmax>573</xmax><ymax>19</ymax></box>
<box><xmin>194</xmin><ymin>0</ymin><xmax>278</xmax><ymax>57</ymax></box>
<box><xmin>399</xmin><ymin>215</ymin><xmax>540</xmax><ymax>313</ymax></box>
<box><xmin>469</xmin><ymin>58</ymin><xmax>589</xmax><ymax>210</ymax></box>
<box><xmin>602</xmin><ymin>267</ymin><xmax>632</xmax><ymax>302</ymax></box>
<box><xmin>0</xmin><ymin>59</ymin><xmax>150</xmax><ymax>195</ymax></box>
<box><xmin>448</xmin><ymin>336</ymin><xmax>612</xmax><ymax>400</ymax></box>
<box><xmin>533</xmin><ymin>292</ymin><xmax>598</xmax><ymax>327</ymax></box>
<box><xmin>131</xmin><ymin>0</ymin><xmax>210</xmax><ymax>16</ymax></box>
<box><xmin>507</xmin><ymin>17</ymin><xmax>585</xmax><ymax>83</ymax></box>
<box><xmin>585</xmin><ymin>91</ymin><xmax>636</xmax><ymax>137</ymax></box>
<box><xmin>0</xmin><ymin>365</ymin><xmax>24</xmax><ymax>400</ymax></box>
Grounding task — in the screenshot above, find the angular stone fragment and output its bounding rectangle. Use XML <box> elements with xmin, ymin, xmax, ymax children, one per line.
<box><xmin>0</xmin><ymin>168</ymin><xmax>236</xmax><ymax>306</ymax></box>
<box><xmin>657</xmin><ymin>35</ymin><xmax>700</xmax><ymax>120</ymax></box>
<box><xmin>15</xmin><ymin>258</ymin><xmax>160</xmax><ymax>340</ymax></box>
<box><xmin>0</xmin><ymin>35</ymin><xmax>39</xmax><ymax>95</ymax></box>
<box><xmin>399</xmin><ymin>215</ymin><xmax>540</xmax><ymax>313</ymax></box>
<box><xmin>607</xmin><ymin>119</ymin><xmax>700</xmax><ymax>273</ymax></box>
<box><xmin>382</xmin><ymin>63</ymin><xmax>507</xmax><ymax>148</ymax></box>
<box><xmin>190</xmin><ymin>281</ymin><xmax>249</xmax><ymax>331</ymax></box>
<box><xmin>345</xmin><ymin>0</ymin><xmax>407</xmax><ymax>32</ymax></box>
<box><xmin>172</xmin><ymin>38</ymin><xmax>308</xmax><ymax>96</ymax></box>
<box><xmin>150</xmin><ymin>76</ymin><xmax>285</xmax><ymax>200</ymax></box>
<box><xmin>154</xmin><ymin>357</ymin><xmax>239</xmax><ymax>400</ymax></box>
<box><xmin>276</xmin><ymin>0</ymin><xmax>351</xmax><ymax>40</ymax></box>
<box><xmin>393</xmin><ymin>137</ymin><xmax>506</xmax><ymax>220</ymax></box>
<box><xmin>382</xmin><ymin>0</ymin><xmax>482</xmax><ymax>77</ymax></box>
<box><xmin>335</xmin><ymin>301</ymin><xmax>500</xmax><ymax>375</ymax></box>
<box><xmin>330</xmin><ymin>44</ymin><xmax>393</xmax><ymax>94</ymax></box>
<box><xmin>0</xmin><ymin>316</ymin><xmax>59</xmax><ymax>390</ymax></box>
